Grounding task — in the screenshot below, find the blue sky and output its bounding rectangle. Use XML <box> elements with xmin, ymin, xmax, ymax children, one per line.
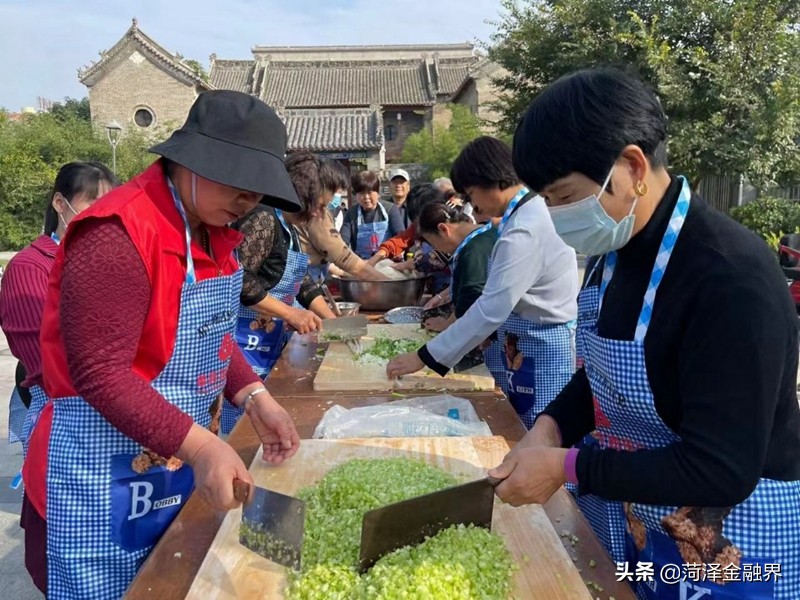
<box><xmin>0</xmin><ymin>0</ymin><xmax>503</xmax><ymax>111</ymax></box>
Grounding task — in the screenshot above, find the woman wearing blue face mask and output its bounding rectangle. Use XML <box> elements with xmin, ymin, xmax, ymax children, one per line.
<box><xmin>296</xmin><ymin>160</ymin><xmax>388</xmax><ymax>283</ymax></box>
<box><xmin>231</xmin><ymin>152</ymin><xmax>338</xmax><ymax>435</ymax></box>
<box><xmin>489</xmin><ymin>68</ymin><xmax>800</xmax><ymax>600</ymax></box>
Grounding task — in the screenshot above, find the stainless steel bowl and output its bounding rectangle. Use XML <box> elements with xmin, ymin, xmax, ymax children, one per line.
<box><xmin>331</xmin><ymin>275</ymin><xmax>429</xmax><ymax>312</ymax></box>
<box><xmin>335</xmin><ymin>302</ymin><xmax>360</xmax><ymax>316</ymax></box>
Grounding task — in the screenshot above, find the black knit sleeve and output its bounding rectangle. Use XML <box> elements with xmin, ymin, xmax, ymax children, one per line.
<box><xmin>236</xmin><ymin>208</ymin><xmax>280</xmax><ymax>306</ymax></box>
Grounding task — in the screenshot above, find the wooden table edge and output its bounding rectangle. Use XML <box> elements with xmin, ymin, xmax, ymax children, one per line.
<box><xmin>126</xmin><ymin>418</ymin><xmax>633</xmax><ymax>599</ymax></box>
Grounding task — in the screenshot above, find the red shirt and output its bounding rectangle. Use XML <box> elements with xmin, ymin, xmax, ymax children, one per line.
<box><xmin>379</xmin><ymin>223</ymin><xmax>417</xmax><ymax>259</ymax></box>
<box><xmin>41</xmin><ymin>161</ymin><xmax>246</xmax><ymax>396</ymax></box>
<box><xmin>0</xmin><ymin>235</ymin><xmax>58</xmax><ymax>388</ymax></box>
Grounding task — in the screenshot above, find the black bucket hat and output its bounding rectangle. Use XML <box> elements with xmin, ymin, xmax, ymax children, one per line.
<box><xmin>150</xmin><ymin>90</ymin><xmax>301</xmax><ymax>212</ymax></box>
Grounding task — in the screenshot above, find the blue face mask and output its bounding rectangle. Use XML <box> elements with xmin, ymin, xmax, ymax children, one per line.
<box><xmin>547</xmin><ymin>168</ymin><xmax>638</xmax><ymax>256</ymax></box>
<box><xmin>329</xmin><ymin>193</ymin><xmax>342</xmax><ymax>210</ymax></box>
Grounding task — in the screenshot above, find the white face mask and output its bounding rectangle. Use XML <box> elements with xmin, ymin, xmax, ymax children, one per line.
<box><xmin>547</xmin><ymin>168</ymin><xmax>638</xmax><ymax>256</ymax></box>
<box><xmin>57</xmin><ymin>195</ymin><xmax>80</xmax><ymax>230</ymax></box>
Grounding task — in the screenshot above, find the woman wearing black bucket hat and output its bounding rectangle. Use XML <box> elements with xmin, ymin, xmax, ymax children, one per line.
<box><xmin>22</xmin><ymin>91</ymin><xmax>302</xmax><ymax>598</ymax></box>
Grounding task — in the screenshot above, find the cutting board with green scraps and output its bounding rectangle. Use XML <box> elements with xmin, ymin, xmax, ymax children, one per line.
<box><xmin>185</xmin><ymin>436</ymin><xmax>592</xmax><ymax>600</ymax></box>
<box><xmin>313</xmin><ymin>323</ymin><xmax>496</xmax><ymax>392</ymax></box>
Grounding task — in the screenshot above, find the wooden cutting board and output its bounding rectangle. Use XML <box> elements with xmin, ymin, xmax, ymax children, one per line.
<box><xmin>313</xmin><ymin>323</ymin><xmax>496</xmax><ymax>392</ymax></box>
<box><xmin>186</xmin><ymin>437</ymin><xmax>592</xmax><ymax>600</ymax></box>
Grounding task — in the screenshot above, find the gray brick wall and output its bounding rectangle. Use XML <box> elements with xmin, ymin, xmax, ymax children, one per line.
<box><xmin>383</xmin><ymin>109</ymin><xmax>426</xmax><ymax>162</ymax></box>
<box><xmin>88</xmin><ymin>45</ymin><xmax>197</xmax><ymax>134</ymax></box>
<box><xmin>453</xmin><ymin>80</ymin><xmax>479</xmax><ymax>116</ymax></box>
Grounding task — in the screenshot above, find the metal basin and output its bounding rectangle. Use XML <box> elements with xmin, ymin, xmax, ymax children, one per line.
<box><xmin>331</xmin><ymin>275</ymin><xmax>429</xmax><ymax>312</ymax></box>
<box><xmin>335</xmin><ymin>302</ymin><xmax>360</xmax><ymax>316</ymax></box>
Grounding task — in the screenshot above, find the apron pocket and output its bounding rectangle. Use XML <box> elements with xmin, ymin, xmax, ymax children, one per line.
<box><xmin>235</xmin><ymin>315</ymin><xmax>287</xmax><ymax>374</ymax></box>
<box><xmin>110</xmin><ymin>454</ymin><xmax>194</xmax><ymax>552</ymax></box>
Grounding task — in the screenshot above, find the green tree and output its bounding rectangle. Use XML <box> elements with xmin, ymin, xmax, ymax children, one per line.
<box><xmin>488</xmin><ymin>0</ymin><xmax>800</xmax><ymax>188</ymax></box>
<box><xmin>0</xmin><ymin>112</ymin><xmax>158</xmax><ymax>250</ymax></box>
<box><xmin>50</xmin><ymin>97</ymin><xmax>91</xmax><ymax>122</ymax></box>
<box><xmin>401</xmin><ymin>105</ymin><xmax>483</xmax><ymax>178</ymax></box>
<box><xmin>182</xmin><ymin>58</ymin><xmax>210</xmax><ymax>83</ymax></box>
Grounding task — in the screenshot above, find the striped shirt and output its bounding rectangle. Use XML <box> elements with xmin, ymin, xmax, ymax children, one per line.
<box><xmin>0</xmin><ymin>235</ymin><xmax>58</xmax><ymax>388</ymax></box>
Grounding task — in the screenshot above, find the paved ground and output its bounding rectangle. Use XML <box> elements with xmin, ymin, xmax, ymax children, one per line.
<box><xmin>0</xmin><ymin>329</ymin><xmax>39</xmax><ymax>597</ymax></box>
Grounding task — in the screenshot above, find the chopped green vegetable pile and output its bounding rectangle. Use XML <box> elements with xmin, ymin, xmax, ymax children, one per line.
<box><xmin>240</xmin><ymin>522</ymin><xmax>301</xmax><ymax>570</ymax></box>
<box><xmin>356</xmin><ymin>337</ymin><xmax>422</xmax><ymax>362</ymax></box>
<box><xmin>285</xmin><ymin>458</ymin><xmax>516</xmax><ymax>599</ymax></box>
<box><xmin>319</xmin><ymin>331</ymin><xmax>348</xmax><ymax>342</ymax></box>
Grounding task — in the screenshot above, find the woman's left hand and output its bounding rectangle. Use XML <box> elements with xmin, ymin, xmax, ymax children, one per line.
<box><xmin>386</xmin><ymin>352</ymin><xmax>425</xmax><ymax>378</ymax></box>
<box><xmin>488</xmin><ymin>447</ymin><xmax>568</xmax><ymax>507</ymax></box>
<box><xmin>245</xmin><ymin>391</ymin><xmax>300</xmax><ymax>464</ymax></box>
<box><xmin>423</xmin><ymin>316</ymin><xmax>451</xmax><ymax>332</ymax></box>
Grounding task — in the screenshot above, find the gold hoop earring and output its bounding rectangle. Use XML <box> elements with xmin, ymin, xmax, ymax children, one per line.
<box><xmin>634</xmin><ymin>180</ymin><xmax>649</xmax><ymax>196</ymax></box>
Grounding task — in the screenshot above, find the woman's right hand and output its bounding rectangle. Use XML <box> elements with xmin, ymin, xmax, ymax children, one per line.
<box><xmin>285</xmin><ymin>307</ymin><xmax>322</xmax><ymax>334</ymax></box>
<box><xmin>179</xmin><ymin>426</ymin><xmax>253</xmax><ymax>511</ymax></box>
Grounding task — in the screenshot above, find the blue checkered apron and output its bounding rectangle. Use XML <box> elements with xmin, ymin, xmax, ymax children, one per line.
<box><xmin>8</xmin><ymin>386</ymin><xmax>26</xmax><ymax>445</ymax></box>
<box><xmin>483</xmin><ymin>191</ymin><xmax>576</xmax><ymax>428</ymax></box>
<box><xmin>496</xmin><ymin>315</ymin><xmax>575</xmax><ymax>429</ymax></box>
<box><xmin>18</xmin><ymin>384</ymin><xmax>48</xmax><ymax>455</ymax></box>
<box><xmin>229</xmin><ymin>210</ymin><xmax>309</xmax><ymax>434</ymax></box>
<box><xmin>355</xmin><ymin>203</ymin><xmax>389</xmax><ymax>259</ymax></box>
<box><xmin>564</xmin><ymin>259</ymin><xmax>601</xmax><ymax>500</ymax></box>
<box><xmin>578</xmin><ymin>178</ymin><xmax>800</xmax><ymax>599</ymax></box>
<box><xmin>45</xmin><ymin>179</ymin><xmax>241</xmax><ymax>599</ymax></box>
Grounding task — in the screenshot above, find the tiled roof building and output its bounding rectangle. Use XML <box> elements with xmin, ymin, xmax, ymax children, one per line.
<box><xmin>80</xmin><ymin>20</ymin><xmax>503</xmax><ymax>174</ymax></box>
<box><xmin>79</xmin><ymin>19</ymin><xmax>213</xmax><ymax>134</ymax></box>
<box><xmin>282</xmin><ymin>107</ymin><xmax>384</xmax><ymax>153</ymax></box>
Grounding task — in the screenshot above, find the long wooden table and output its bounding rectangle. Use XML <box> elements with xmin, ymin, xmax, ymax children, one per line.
<box><xmin>126</xmin><ymin>332</ymin><xmax>634</xmax><ymax>600</ymax></box>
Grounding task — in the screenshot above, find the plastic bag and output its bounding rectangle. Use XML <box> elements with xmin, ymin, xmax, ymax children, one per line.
<box><xmin>312</xmin><ymin>395</ymin><xmax>492</xmax><ymax>439</ymax></box>
<box><xmin>374</xmin><ymin>259</ymin><xmax>416</xmax><ymax>280</ymax></box>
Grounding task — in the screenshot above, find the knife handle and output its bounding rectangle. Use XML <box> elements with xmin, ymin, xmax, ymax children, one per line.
<box><xmin>486</xmin><ymin>476</ymin><xmax>504</xmax><ymax>487</ymax></box>
<box><xmin>233</xmin><ymin>478</ymin><xmax>252</xmax><ymax>504</ymax></box>
<box><xmin>321</xmin><ymin>285</ymin><xmax>342</xmax><ymax>317</ymax></box>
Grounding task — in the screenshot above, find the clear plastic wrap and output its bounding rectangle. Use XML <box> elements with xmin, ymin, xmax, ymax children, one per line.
<box><xmin>313</xmin><ymin>395</ymin><xmax>492</xmax><ymax>439</ymax></box>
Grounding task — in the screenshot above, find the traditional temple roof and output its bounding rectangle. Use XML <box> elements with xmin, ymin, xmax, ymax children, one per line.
<box><xmin>207</xmin><ymin>59</ymin><xmax>255</xmax><ymax>93</ymax></box>
<box><xmin>282</xmin><ymin>106</ymin><xmax>384</xmax><ymax>152</ymax></box>
<box><xmin>79</xmin><ymin>18</ymin><xmax>212</xmax><ymax>89</ymax></box>
<box><xmin>210</xmin><ymin>47</ymin><xmax>479</xmax><ymax>108</ymax></box>
<box><xmin>251</xmin><ymin>43</ymin><xmax>475</xmax><ymax>58</ymax></box>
